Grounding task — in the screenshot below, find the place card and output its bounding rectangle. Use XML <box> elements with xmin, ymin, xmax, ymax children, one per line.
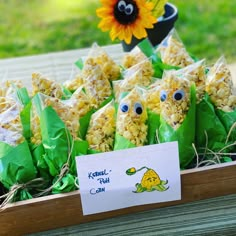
<box><xmin>76</xmin><ymin>141</ymin><xmax>181</xmax><ymax>215</ymax></box>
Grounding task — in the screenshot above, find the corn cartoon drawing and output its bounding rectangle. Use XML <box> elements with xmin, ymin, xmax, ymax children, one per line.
<box><xmin>126</xmin><ymin>166</ymin><xmax>169</xmax><ymax>193</ymax></box>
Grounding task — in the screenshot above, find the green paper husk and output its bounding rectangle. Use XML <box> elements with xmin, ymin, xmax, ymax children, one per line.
<box><xmin>158</xmin><ymin>85</ymin><xmax>196</xmax><ymax>168</ymax></box>
<box><xmin>216</xmin><ymin>109</ymin><xmax>236</xmax><ymax>144</ymax></box>
<box><xmin>147</xmin><ymin>109</ymin><xmax>160</xmax><ymax>145</ymax></box>
<box><xmin>196</xmin><ymin>94</ymin><xmax>228</xmax><ymax>152</ymax></box>
<box><xmin>0</xmin><ymin>141</ymin><xmax>37</xmax><ymax>200</ymax></box>
<box><xmin>114</xmin><ymin>133</ymin><xmax>136</xmax><ymax>150</ymax></box>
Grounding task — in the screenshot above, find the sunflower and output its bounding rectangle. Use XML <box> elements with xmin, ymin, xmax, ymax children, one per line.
<box><xmin>96</xmin><ymin>0</ymin><xmax>157</xmax><ymax>44</ymax></box>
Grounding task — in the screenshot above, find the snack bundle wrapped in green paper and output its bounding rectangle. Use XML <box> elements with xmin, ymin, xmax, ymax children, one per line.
<box><xmin>86</xmin><ymin>100</ymin><xmax>116</xmax><ymax>153</ymax></box>
<box><xmin>114</xmin><ymin>87</ymin><xmax>148</xmax><ymax>150</ymax></box>
<box><xmin>158</xmin><ymin>70</ymin><xmax>196</xmax><ymax>168</ymax></box>
<box><xmin>206</xmin><ymin>56</ymin><xmax>236</xmax><ymax>147</ymax></box>
<box><xmin>31</xmin><ymin>93</ymin><xmax>88</xmax><ymax>194</ymax></box>
<box><xmin>0</xmin><ymin>93</ymin><xmax>37</xmax><ymax>202</ymax></box>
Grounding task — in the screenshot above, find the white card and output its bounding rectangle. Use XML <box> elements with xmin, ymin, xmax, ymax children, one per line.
<box><xmin>76</xmin><ymin>141</ymin><xmax>181</xmax><ymax>215</ymax></box>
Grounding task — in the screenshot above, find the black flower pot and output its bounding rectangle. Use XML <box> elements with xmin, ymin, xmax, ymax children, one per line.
<box><xmin>121</xmin><ymin>3</ymin><xmax>178</xmax><ymax>52</ymax></box>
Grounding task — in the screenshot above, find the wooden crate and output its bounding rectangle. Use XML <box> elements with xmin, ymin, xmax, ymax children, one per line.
<box><xmin>1</xmin><ymin>161</ymin><xmax>236</xmax><ymax>235</ymax></box>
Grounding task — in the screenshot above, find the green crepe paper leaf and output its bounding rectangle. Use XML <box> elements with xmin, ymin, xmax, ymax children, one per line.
<box><xmin>75</xmin><ymin>58</ymin><xmax>84</xmax><ymax>70</ymax></box>
<box><xmin>62</xmin><ymin>87</ymin><xmax>72</xmax><ymax>100</ymax></box>
<box><xmin>79</xmin><ymin>109</ymin><xmax>95</xmax><ymax>140</ymax></box>
<box><xmin>147</xmin><ymin>109</ymin><xmax>160</xmax><ymax>145</ymax></box>
<box><xmin>0</xmin><ymin>141</ymin><xmax>37</xmax><ymax>189</ymax></box>
<box><xmin>159</xmin><ymin>84</ymin><xmax>196</xmax><ymax>168</ymax></box>
<box><xmin>39</xmin><ymin>106</ymin><xmax>75</xmax><ymax>177</ymax></box>
<box><xmin>196</xmin><ymin>94</ymin><xmax>227</xmax><ymax>152</ymax></box>
<box><xmin>222</xmin><ymin>157</ymin><xmax>232</xmax><ymax>163</ymax></box>
<box><xmin>114</xmin><ymin>133</ymin><xmax>136</xmax><ymax>150</ymax></box>
<box><xmin>216</xmin><ymin>109</ymin><xmax>236</xmax><ymax>143</ymax></box>
<box><xmin>52</xmin><ymin>173</ymin><xmax>77</xmax><ymax>194</ymax></box>
<box><xmin>87</xmin><ymin>149</ymin><xmax>102</xmax><ymax>154</ymax></box>
<box><xmin>14</xmin><ymin>189</ymin><xmax>33</xmax><ymax>201</ymax></box>
<box><xmin>16</xmin><ymin>87</ymin><xmax>31</xmax><ymax>106</ymax></box>
<box><xmin>20</xmin><ymin>101</ymin><xmax>32</xmax><ymax>142</ymax></box>
<box><xmin>30</xmin><ymin>143</ymin><xmax>52</xmax><ymax>182</ymax></box>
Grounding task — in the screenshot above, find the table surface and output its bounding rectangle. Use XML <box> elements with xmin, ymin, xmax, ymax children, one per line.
<box><xmin>1</xmin><ymin>44</ymin><xmax>236</xmax><ymax>236</ymax></box>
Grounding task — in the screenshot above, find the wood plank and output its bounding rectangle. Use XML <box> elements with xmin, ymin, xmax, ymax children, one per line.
<box><xmin>1</xmin><ymin>162</ymin><xmax>236</xmax><ymax>236</ymax></box>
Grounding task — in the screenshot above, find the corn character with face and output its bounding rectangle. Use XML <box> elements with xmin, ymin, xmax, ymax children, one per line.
<box><xmin>116</xmin><ymin>87</ymin><xmax>148</xmax><ymax>147</ymax></box>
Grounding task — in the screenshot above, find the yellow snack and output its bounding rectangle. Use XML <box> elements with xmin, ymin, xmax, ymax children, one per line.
<box><xmin>0</xmin><ymin>97</ymin><xmax>17</xmax><ymax>114</ymax></box>
<box><xmin>116</xmin><ymin>88</ymin><xmax>148</xmax><ymax>146</ymax></box>
<box><xmin>86</xmin><ymin>100</ymin><xmax>116</xmax><ymax>152</ymax></box>
<box><xmin>32</xmin><ymin>72</ymin><xmax>64</xmax><ymax>98</ymax></box>
<box><xmin>63</xmin><ymin>73</ymin><xmax>84</xmax><ymax>92</ymax></box>
<box><xmin>42</xmin><ymin>95</ymin><xmax>80</xmax><ymax>140</ymax></box>
<box><xmin>0</xmin><ymin>104</ymin><xmax>25</xmax><ymax>146</ymax></box>
<box><xmin>206</xmin><ymin>56</ymin><xmax>236</xmax><ymax>112</ymax></box>
<box><xmin>176</xmin><ymin>59</ymin><xmax>206</xmax><ymax>103</ymax></box>
<box><xmin>158</xmin><ymin>30</ymin><xmax>194</xmax><ymax>67</ymax></box>
<box><xmin>0</xmin><ymin>80</ymin><xmax>22</xmax><ymax>97</ymax></box>
<box><xmin>160</xmin><ymin>70</ymin><xmax>191</xmax><ymax>129</ymax></box>
<box><xmin>30</xmin><ymin>105</ymin><xmax>42</xmax><ymax>145</ymax></box>
<box><xmin>87</xmin><ymin>43</ymin><xmax>121</xmax><ymax>81</ymax></box>
<box><xmin>82</xmin><ymin>64</ymin><xmax>112</xmax><ymax>109</ymax></box>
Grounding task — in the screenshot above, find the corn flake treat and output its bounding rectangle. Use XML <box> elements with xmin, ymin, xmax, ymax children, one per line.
<box><xmin>160</xmin><ymin>70</ymin><xmax>191</xmax><ymax>129</ymax></box>
<box><xmin>63</xmin><ymin>73</ymin><xmax>84</xmax><ymax>92</ymax></box>
<box><xmin>116</xmin><ymin>88</ymin><xmax>148</xmax><ymax>146</ymax></box>
<box><xmin>144</xmin><ymin>83</ymin><xmax>162</xmax><ymax>114</ymax></box>
<box><xmin>176</xmin><ymin>59</ymin><xmax>206</xmax><ymax>103</ymax></box>
<box><xmin>32</xmin><ymin>72</ymin><xmax>64</xmax><ymax>98</ymax></box>
<box><xmin>83</xmin><ymin>64</ymin><xmax>112</xmax><ymax>109</ymax></box>
<box><xmin>86</xmin><ymin>101</ymin><xmax>116</xmax><ymax>152</ymax></box>
<box><xmin>0</xmin><ymin>80</ymin><xmax>23</xmax><ymax>97</ymax></box>
<box><xmin>41</xmin><ymin>95</ymin><xmax>80</xmax><ymax>140</ymax></box>
<box><xmin>122</xmin><ymin>47</ymin><xmax>148</xmax><ymax>68</ymax></box>
<box><xmin>206</xmin><ymin>56</ymin><xmax>236</xmax><ymax>112</ymax></box>
<box><xmin>0</xmin><ymin>97</ymin><xmax>17</xmax><ymax>114</ymax></box>
<box><xmin>87</xmin><ymin>43</ymin><xmax>121</xmax><ymax>81</ymax></box>
<box><xmin>0</xmin><ymin>104</ymin><xmax>25</xmax><ymax>146</ymax></box>
<box><xmin>114</xmin><ymin>59</ymin><xmax>154</xmax><ymax>102</ymax></box>
<box><xmin>158</xmin><ymin>30</ymin><xmax>194</xmax><ymax>67</ymax></box>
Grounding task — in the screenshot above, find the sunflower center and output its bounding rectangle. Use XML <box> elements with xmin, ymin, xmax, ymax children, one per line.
<box><xmin>114</xmin><ymin>0</ymin><xmax>139</xmax><ymax>25</ymax></box>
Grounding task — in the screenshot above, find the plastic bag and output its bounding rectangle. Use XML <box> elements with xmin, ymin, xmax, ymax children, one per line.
<box><xmin>114</xmin><ymin>87</ymin><xmax>148</xmax><ymax>150</ymax></box>
<box><xmin>86</xmin><ymin>100</ymin><xmax>116</xmax><ymax>152</ymax></box>
<box><xmin>158</xmin><ymin>70</ymin><xmax>196</xmax><ymax>168</ymax></box>
<box><xmin>206</xmin><ymin>56</ymin><xmax>236</xmax><ymax>145</ymax></box>
<box><xmin>0</xmin><ymin>97</ymin><xmax>37</xmax><ymax>201</ymax></box>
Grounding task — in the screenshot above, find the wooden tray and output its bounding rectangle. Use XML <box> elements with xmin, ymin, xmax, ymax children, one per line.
<box><xmin>1</xmin><ymin>161</ymin><xmax>236</xmax><ymax>235</ymax></box>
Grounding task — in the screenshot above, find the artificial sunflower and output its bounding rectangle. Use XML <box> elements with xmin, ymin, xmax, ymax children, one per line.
<box><xmin>96</xmin><ymin>0</ymin><xmax>158</xmax><ymax>44</ymax></box>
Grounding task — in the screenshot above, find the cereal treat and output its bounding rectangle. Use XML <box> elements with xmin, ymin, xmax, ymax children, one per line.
<box><xmin>206</xmin><ymin>56</ymin><xmax>236</xmax><ymax>112</ymax></box>
<box><xmin>63</xmin><ymin>73</ymin><xmax>84</xmax><ymax>92</ymax></box>
<box><xmin>0</xmin><ymin>97</ymin><xmax>17</xmax><ymax>114</ymax></box>
<box><xmin>87</xmin><ymin>43</ymin><xmax>121</xmax><ymax>81</ymax></box>
<box><xmin>64</xmin><ymin>86</ymin><xmax>91</xmax><ymax>118</ymax></box>
<box><xmin>176</xmin><ymin>59</ymin><xmax>206</xmax><ymax>103</ymax></box>
<box><xmin>160</xmin><ymin>70</ymin><xmax>191</xmax><ymax>129</ymax></box>
<box><xmin>0</xmin><ymin>80</ymin><xmax>23</xmax><ymax>97</ymax></box>
<box><xmin>82</xmin><ymin>63</ymin><xmax>112</xmax><ymax>109</ymax></box>
<box><xmin>32</xmin><ymin>72</ymin><xmax>64</xmax><ymax>98</ymax></box>
<box><xmin>0</xmin><ymin>103</ymin><xmax>25</xmax><ymax>146</ymax></box>
<box><xmin>115</xmin><ymin>59</ymin><xmax>154</xmax><ymax>101</ymax></box>
<box><xmin>86</xmin><ymin>101</ymin><xmax>116</xmax><ymax>152</ymax></box>
<box><xmin>121</xmin><ymin>47</ymin><xmax>148</xmax><ymax>68</ymax></box>
<box><xmin>158</xmin><ymin>29</ymin><xmax>194</xmax><ymax>67</ymax></box>
<box><xmin>116</xmin><ymin>88</ymin><xmax>148</xmax><ymax>146</ymax></box>
<box><xmin>42</xmin><ymin>95</ymin><xmax>80</xmax><ymax>140</ymax></box>
<box><xmin>144</xmin><ymin>82</ymin><xmax>162</xmax><ymax>114</ymax></box>
<box><xmin>30</xmin><ymin>105</ymin><xmax>42</xmax><ymax>145</ymax></box>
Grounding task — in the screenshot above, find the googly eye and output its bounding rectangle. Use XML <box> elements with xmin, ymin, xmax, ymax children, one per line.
<box><xmin>173</xmin><ymin>90</ymin><xmax>185</xmax><ymax>101</ymax></box>
<box><xmin>118</xmin><ymin>0</ymin><xmax>126</xmax><ymax>12</ymax></box>
<box><xmin>125</xmin><ymin>4</ymin><xmax>134</xmax><ymax>15</ymax></box>
<box><xmin>160</xmin><ymin>90</ymin><xmax>167</xmax><ymax>102</ymax></box>
<box><xmin>134</xmin><ymin>102</ymin><xmax>143</xmax><ymax>115</ymax></box>
<box><xmin>120</xmin><ymin>103</ymin><xmax>129</xmax><ymax>113</ymax></box>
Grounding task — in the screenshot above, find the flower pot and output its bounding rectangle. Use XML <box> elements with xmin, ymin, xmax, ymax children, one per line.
<box><xmin>121</xmin><ymin>3</ymin><xmax>178</xmax><ymax>52</ymax></box>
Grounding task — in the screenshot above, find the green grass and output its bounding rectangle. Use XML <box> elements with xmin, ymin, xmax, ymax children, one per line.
<box><xmin>0</xmin><ymin>0</ymin><xmax>235</xmax><ymax>63</ymax></box>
